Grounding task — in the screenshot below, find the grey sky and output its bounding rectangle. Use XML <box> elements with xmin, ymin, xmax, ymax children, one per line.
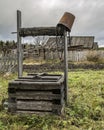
<box><xmin>0</xmin><ymin>0</ymin><xmax>104</xmax><ymax>47</ymax></box>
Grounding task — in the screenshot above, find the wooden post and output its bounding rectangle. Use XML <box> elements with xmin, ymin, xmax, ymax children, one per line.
<box><xmin>64</xmin><ymin>30</ymin><xmax>68</xmax><ymax>104</ymax></box>
<box><xmin>17</xmin><ymin>10</ymin><xmax>23</xmax><ymax>77</ymax></box>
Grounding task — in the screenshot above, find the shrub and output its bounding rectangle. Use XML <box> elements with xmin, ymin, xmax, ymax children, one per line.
<box><xmin>87</xmin><ymin>51</ymin><xmax>100</xmax><ymax>62</ymax></box>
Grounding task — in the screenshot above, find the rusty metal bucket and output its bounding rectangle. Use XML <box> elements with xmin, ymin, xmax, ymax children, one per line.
<box><xmin>57</xmin><ymin>12</ymin><xmax>75</xmax><ymax>32</ymax></box>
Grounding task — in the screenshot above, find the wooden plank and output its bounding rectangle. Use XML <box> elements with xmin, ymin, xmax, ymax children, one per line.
<box><xmin>15</xmin><ymin>79</ymin><xmax>58</xmax><ymax>82</ymax></box>
<box><xmin>28</xmin><ymin>73</ymin><xmax>62</xmax><ymax>77</ymax></box>
<box><xmin>17</xmin><ymin>101</ymin><xmax>53</xmax><ymax>110</ymax></box>
<box><xmin>9</xmin><ymin>80</ymin><xmax>63</xmax><ymax>85</ymax></box>
<box><xmin>19</xmin><ymin>27</ymin><xmax>62</xmax><ymax>37</ymax></box>
<box><xmin>9</xmin><ymin>92</ymin><xmax>61</xmax><ymax>100</ymax></box>
<box><xmin>26</xmin><ymin>75</ymin><xmax>64</xmax><ymax>84</ymax></box>
<box><xmin>8</xmin><ymin>82</ymin><xmax>62</xmax><ymax>90</ymax></box>
<box><xmin>16</xmin><ymin>110</ymin><xmax>52</xmax><ymax>115</ymax></box>
<box><xmin>9</xmin><ymin>84</ymin><xmax>61</xmax><ymax>91</ymax></box>
<box><xmin>17</xmin><ymin>100</ymin><xmax>62</xmax><ymax>110</ymax></box>
<box><xmin>19</xmin><ymin>75</ymin><xmax>61</xmax><ymax>80</ymax></box>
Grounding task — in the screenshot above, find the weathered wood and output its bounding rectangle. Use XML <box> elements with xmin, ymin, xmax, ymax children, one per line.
<box><xmin>19</xmin><ymin>75</ymin><xmax>61</xmax><ymax>80</ymax></box>
<box><xmin>61</xmin><ymin>85</ymin><xmax>65</xmax><ymax>109</ymax></box>
<box><xmin>17</xmin><ymin>101</ymin><xmax>61</xmax><ymax>110</ymax></box>
<box><xmin>16</xmin><ymin>111</ymin><xmax>52</xmax><ymax>115</ymax></box>
<box><xmin>8</xmin><ymin>98</ymin><xmax>16</xmax><ymax>113</ymax></box>
<box><xmin>17</xmin><ymin>10</ymin><xmax>23</xmax><ymax>77</ymax></box>
<box><xmin>8</xmin><ymin>74</ymin><xmax>65</xmax><ymax>115</ymax></box>
<box><xmin>9</xmin><ymin>83</ymin><xmax>61</xmax><ymax>90</ymax></box>
<box><xmin>64</xmin><ymin>30</ymin><xmax>68</xmax><ymax>104</ymax></box>
<box><xmin>17</xmin><ymin>101</ymin><xmax>52</xmax><ymax>110</ymax></box>
<box><xmin>9</xmin><ymin>79</ymin><xmax>63</xmax><ymax>86</ymax></box>
<box><xmin>15</xmin><ymin>79</ymin><xmax>58</xmax><ymax>82</ymax></box>
<box><xmin>0</xmin><ymin>54</ymin><xmax>17</xmax><ymax>73</ymax></box>
<box><xmin>28</xmin><ymin>73</ymin><xmax>62</xmax><ymax>76</ymax></box>
<box><xmin>9</xmin><ymin>92</ymin><xmax>61</xmax><ymax>100</ymax></box>
<box><xmin>19</xmin><ymin>27</ymin><xmax>61</xmax><ymax>37</ymax></box>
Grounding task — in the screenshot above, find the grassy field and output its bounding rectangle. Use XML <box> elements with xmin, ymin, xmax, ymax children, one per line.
<box><xmin>0</xmin><ymin>70</ymin><xmax>104</xmax><ymax>130</ymax></box>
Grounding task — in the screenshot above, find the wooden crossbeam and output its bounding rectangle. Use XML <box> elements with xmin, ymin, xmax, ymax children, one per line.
<box><xmin>19</xmin><ymin>27</ymin><xmax>62</xmax><ymax>37</ymax></box>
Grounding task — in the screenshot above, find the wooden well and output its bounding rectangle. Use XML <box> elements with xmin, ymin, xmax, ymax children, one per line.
<box><xmin>8</xmin><ymin>10</ymin><xmax>75</xmax><ymax>115</ymax></box>
<box><xmin>8</xmin><ymin>73</ymin><xmax>65</xmax><ymax>115</ymax></box>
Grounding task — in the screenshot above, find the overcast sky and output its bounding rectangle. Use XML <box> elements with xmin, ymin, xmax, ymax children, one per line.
<box><xmin>0</xmin><ymin>0</ymin><xmax>104</xmax><ymax>47</ymax></box>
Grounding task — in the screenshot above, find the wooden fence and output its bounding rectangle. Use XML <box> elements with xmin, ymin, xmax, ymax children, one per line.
<box><xmin>0</xmin><ymin>53</ymin><xmax>17</xmax><ymax>73</ymax></box>
<box><xmin>0</xmin><ymin>50</ymin><xmax>104</xmax><ymax>73</ymax></box>
<box><xmin>68</xmin><ymin>50</ymin><xmax>104</xmax><ymax>62</ymax></box>
<box><xmin>45</xmin><ymin>50</ymin><xmax>104</xmax><ymax>62</ymax></box>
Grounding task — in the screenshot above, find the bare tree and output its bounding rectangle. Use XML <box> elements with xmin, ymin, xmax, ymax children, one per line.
<box><xmin>34</xmin><ymin>36</ymin><xmax>49</xmax><ymax>60</ymax></box>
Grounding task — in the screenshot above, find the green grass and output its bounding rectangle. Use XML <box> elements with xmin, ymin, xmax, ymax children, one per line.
<box><xmin>0</xmin><ymin>70</ymin><xmax>104</xmax><ymax>130</ymax></box>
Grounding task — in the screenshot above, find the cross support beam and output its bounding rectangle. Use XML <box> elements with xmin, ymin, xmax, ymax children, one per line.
<box><xmin>19</xmin><ymin>27</ymin><xmax>57</xmax><ymax>37</ymax></box>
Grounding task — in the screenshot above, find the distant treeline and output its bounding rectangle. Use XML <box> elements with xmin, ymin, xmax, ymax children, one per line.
<box><xmin>98</xmin><ymin>47</ymin><xmax>104</xmax><ymax>50</ymax></box>
<box><xmin>0</xmin><ymin>40</ymin><xmax>36</xmax><ymax>55</ymax></box>
<box><xmin>0</xmin><ymin>40</ymin><xmax>17</xmax><ymax>55</ymax></box>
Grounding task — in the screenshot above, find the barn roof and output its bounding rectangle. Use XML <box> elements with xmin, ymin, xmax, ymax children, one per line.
<box><xmin>45</xmin><ymin>36</ymin><xmax>98</xmax><ymax>50</ymax></box>
<box><xmin>70</xmin><ymin>36</ymin><xmax>94</xmax><ymax>48</ymax></box>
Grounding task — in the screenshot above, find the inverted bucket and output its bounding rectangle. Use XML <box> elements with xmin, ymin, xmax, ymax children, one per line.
<box><xmin>57</xmin><ymin>12</ymin><xmax>75</xmax><ymax>32</ymax></box>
